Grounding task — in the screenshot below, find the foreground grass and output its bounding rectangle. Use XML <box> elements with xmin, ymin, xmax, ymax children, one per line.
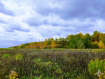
<box><xmin>0</xmin><ymin>49</ymin><xmax>105</xmax><ymax>79</ymax></box>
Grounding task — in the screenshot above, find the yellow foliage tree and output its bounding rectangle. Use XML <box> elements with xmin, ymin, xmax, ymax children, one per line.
<box><xmin>98</xmin><ymin>41</ymin><xmax>104</xmax><ymax>49</ymax></box>
<box><xmin>26</xmin><ymin>46</ymin><xmax>29</xmax><ymax>49</ymax></box>
<box><xmin>93</xmin><ymin>41</ymin><xmax>99</xmax><ymax>44</ymax></box>
<box><xmin>37</xmin><ymin>42</ymin><xmax>43</xmax><ymax>49</ymax></box>
<box><xmin>51</xmin><ymin>40</ymin><xmax>56</xmax><ymax>48</ymax></box>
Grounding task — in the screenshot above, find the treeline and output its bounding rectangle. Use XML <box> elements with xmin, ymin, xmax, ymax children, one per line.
<box><xmin>11</xmin><ymin>31</ymin><xmax>105</xmax><ymax>49</ymax></box>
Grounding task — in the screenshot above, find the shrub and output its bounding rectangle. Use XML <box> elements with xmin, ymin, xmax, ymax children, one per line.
<box><xmin>91</xmin><ymin>43</ymin><xmax>99</xmax><ymax>49</ymax></box>
<box><xmin>88</xmin><ymin>58</ymin><xmax>105</xmax><ymax>77</ymax></box>
<box><xmin>3</xmin><ymin>54</ymin><xmax>9</xmax><ymax>59</ymax></box>
<box><xmin>15</xmin><ymin>53</ymin><xmax>23</xmax><ymax>61</ymax></box>
<box><xmin>62</xmin><ymin>48</ymin><xmax>64</xmax><ymax>51</ymax></box>
<box><xmin>36</xmin><ymin>49</ymin><xmax>40</xmax><ymax>51</ymax></box>
<box><xmin>32</xmin><ymin>58</ymin><xmax>62</xmax><ymax>78</ymax></box>
<box><xmin>9</xmin><ymin>71</ymin><xmax>18</xmax><ymax>79</ymax></box>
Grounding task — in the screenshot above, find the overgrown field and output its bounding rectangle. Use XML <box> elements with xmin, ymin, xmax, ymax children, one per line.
<box><xmin>1</xmin><ymin>49</ymin><xmax>105</xmax><ymax>79</ymax></box>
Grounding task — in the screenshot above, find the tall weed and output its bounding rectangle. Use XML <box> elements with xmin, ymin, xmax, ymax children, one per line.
<box><xmin>15</xmin><ymin>53</ymin><xmax>23</xmax><ymax>61</ymax></box>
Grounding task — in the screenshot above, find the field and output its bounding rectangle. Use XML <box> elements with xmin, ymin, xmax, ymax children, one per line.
<box><xmin>1</xmin><ymin>49</ymin><xmax>105</xmax><ymax>79</ymax></box>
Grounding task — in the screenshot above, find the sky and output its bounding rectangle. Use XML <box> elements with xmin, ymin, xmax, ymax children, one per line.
<box><xmin>0</xmin><ymin>0</ymin><xmax>105</xmax><ymax>48</ymax></box>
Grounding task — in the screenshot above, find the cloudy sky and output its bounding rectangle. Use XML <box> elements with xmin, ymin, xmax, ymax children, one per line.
<box><xmin>0</xmin><ymin>0</ymin><xmax>105</xmax><ymax>48</ymax></box>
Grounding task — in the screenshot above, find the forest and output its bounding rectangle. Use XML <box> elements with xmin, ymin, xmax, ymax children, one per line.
<box><xmin>11</xmin><ymin>31</ymin><xmax>105</xmax><ymax>49</ymax></box>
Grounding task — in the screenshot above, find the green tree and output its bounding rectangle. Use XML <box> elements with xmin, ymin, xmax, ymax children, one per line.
<box><xmin>83</xmin><ymin>33</ymin><xmax>91</xmax><ymax>48</ymax></box>
<box><xmin>66</xmin><ymin>35</ymin><xmax>76</xmax><ymax>48</ymax></box>
<box><xmin>99</xmin><ymin>33</ymin><xmax>105</xmax><ymax>44</ymax></box>
<box><xmin>47</xmin><ymin>38</ymin><xmax>53</xmax><ymax>45</ymax></box>
<box><xmin>75</xmin><ymin>33</ymin><xmax>83</xmax><ymax>48</ymax></box>
<box><xmin>91</xmin><ymin>31</ymin><xmax>100</xmax><ymax>42</ymax></box>
<box><xmin>56</xmin><ymin>37</ymin><xmax>67</xmax><ymax>48</ymax></box>
<box><xmin>91</xmin><ymin>43</ymin><xmax>99</xmax><ymax>49</ymax></box>
<box><xmin>77</xmin><ymin>40</ymin><xmax>85</xmax><ymax>49</ymax></box>
<box><xmin>13</xmin><ymin>46</ymin><xmax>18</xmax><ymax>49</ymax></box>
<box><xmin>19</xmin><ymin>44</ymin><xmax>25</xmax><ymax>48</ymax></box>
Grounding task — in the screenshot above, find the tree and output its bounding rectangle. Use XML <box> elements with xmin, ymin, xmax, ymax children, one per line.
<box><xmin>91</xmin><ymin>43</ymin><xmax>99</xmax><ymax>49</ymax></box>
<box><xmin>14</xmin><ymin>46</ymin><xmax>18</xmax><ymax>49</ymax></box>
<box><xmin>51</xmin><ymin>40</ymin><xmax>56</xmax><ymax>48</ymax></box>
<box><xmin>42</xmin><ymin>45</ymin><xmax>48</xmax><ymax>49</ymax></box>
<box><xmin>56</xmin><ymin>37</ymin><xmax>67</xmax><ymax>48</ymax></box>
<box><xmin>47</xmin><ymin>38</ymin><xmax>53</xmax><ymax>45</ymax></box>
<box><xmin>77</xmin><ymin>40</ymin><xmax>85</xmax><ymax>49</ymax></box>
<box><xmin>99</xmin><ymin>33</ymin><xmax>105</xmax><ymax>44</ymax></box>
<box><xmin>19</xmin><ymin>44</ymin><xmax>25</xmax><ymax>48</ymax></box>
<box><xmin>83</xmin><ymin>33</ymin><xmax>91</xmax><ymax>48</ymax></box>
<box><xmin>98</xmin><ymin>41</ymin><xmax>104</xmax><ymax>49</ymax></box>
<box><xmin>69</xmin><ymin>42</ymin><xmax>76</xmax><ymax>49</ymax></box>
<box><xmin>102</xmin><ymin>39</ymin><xmax>105</xmax><ymax>44</ymax></box>
<box><xmin>66</xmin><ymin>35</ymin><xmax>75</xmax><ymax>40</ymax></box>
<box><xmin>78</xmin><ymin>32</ymin><xmax>84</xmax><ymax>38</ymax></box>
<box><xmin>37</xmin><ymin>42</ymin><xmax>43</xmax><ymax>49</ymax></box>
<box><xmin>26</xmin><ymin>46</ymin><xmax>30</xmax><ymax>49</ymax></box>
<box><xmin>75</xmin><ymin>34</ymin><xmax>83</xmax><ymax>48</ymax></box>
<box><xmin>66</xmin><ymin>35</ymin><xmax>76</xmax><ymax>48</ymax></box>
<box><xmin>43</xmin><ymin>39</ymin><xmax>48</xmax><ymax>45</ymax></box>
<box><xmin>91</xmin><ymin>31</ymin><xmax>100</xmax><ymax>42</ymax></box>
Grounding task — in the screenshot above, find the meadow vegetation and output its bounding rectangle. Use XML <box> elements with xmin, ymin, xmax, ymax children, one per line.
<box><xmin>1</xmin><ymin>49</ymin><xmax>105</xmax><ymax>79</ymax></box>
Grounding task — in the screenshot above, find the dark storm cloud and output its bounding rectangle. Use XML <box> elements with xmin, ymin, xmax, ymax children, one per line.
<box><xmin>23</xmin><ymin>17</ymin><xmax>43</xmax><ymax>26</ymax></box>
<box><xmin>6</xmin><ymin>24</ymin><xmax>30</xmax><ymax>32</ymax></box>
<box><xmin>0</xmin><ymin>1</ymin><xmax>14</xmax><ymax>16</ymax></box>
<box><xmin>34</xmin><ymin>0</ymin><xmax>105</xmax><ymax>20</ymax></box>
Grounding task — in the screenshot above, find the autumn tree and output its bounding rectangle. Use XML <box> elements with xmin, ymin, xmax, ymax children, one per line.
<box><xmin>19</xmin><ymin>44</ymin><xmax>25</xmax><ymax>48</ymax></box>
<box><xmin>12</xmin><ymin>31</ymin><xmax>105</xmax><ymax>49</ymax></box>
<box><xmin>51</xmin><ymin>40</ymin><xmax>56</xmax><ymax>48</ymax></box>
<box><xmin>98</xmin><ymin>41</ymin><xmax>104</xmax><ymax>49</ymax></box>
<box><xmin>78</xmin><ymin>32</ymin><xmax>84</xmax><ymax>38</ymax></box>
<box><xmin>43</xmin><ymin>39</ymin><xmax>48</xmax><ymax>45</ymax></box>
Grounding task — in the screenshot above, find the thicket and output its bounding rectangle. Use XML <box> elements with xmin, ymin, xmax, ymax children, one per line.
<box><xmin>1</xmin><ymin>49</ymin><xmax>105</xmax><ymax>79</ymax></box>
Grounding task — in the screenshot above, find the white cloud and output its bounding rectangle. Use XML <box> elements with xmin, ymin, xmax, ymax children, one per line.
<box><xmin>0</xmin><ymin>0</ymin><xmax>105</xmax><ymax>47</ymax></box>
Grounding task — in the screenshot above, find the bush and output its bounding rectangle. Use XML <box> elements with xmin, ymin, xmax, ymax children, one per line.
<box><xmin>88</xmin><ymin>58</ymin><xmax>105</xmax><ymax>76</ymax></box>
<box><xmin>32</xmin><ymin>58</ymin><xmax>62</xmax><ymax>78</ymax></box>
<box><xmin>15</xmin><ymin>53</ymin><xmax>23</xmax><ymax>61</ymax></box>
<box><xmin>91</xmin><ymin>43</ymin><xmax>99</xmax><ymax>49</ymax></box>
<box><xmin>3</xmin><ymin>54</ymin><xmax>9</xmax><ymax>59</ymax></box>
